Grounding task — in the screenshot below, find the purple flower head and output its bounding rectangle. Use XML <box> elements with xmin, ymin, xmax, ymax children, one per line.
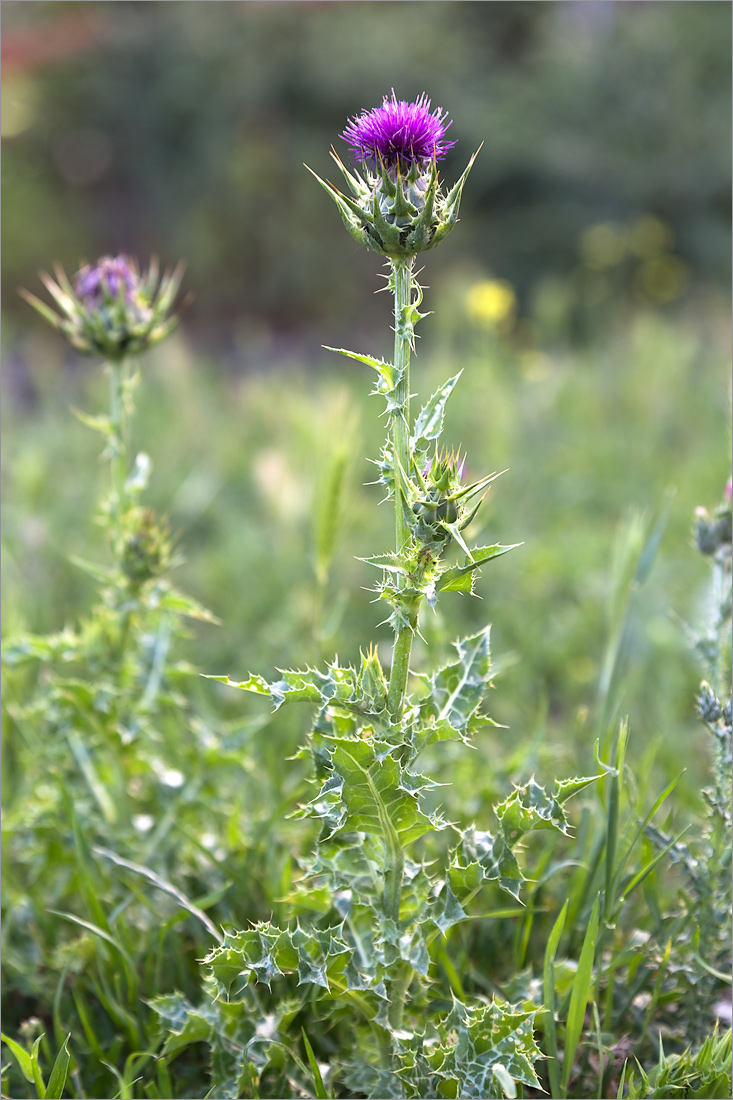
<box><xmin>23</xmin><ymin>254</ymin><xmax>183</xmax><ymax>359</ymax></box>
<box><xmin>74</xmin><ymin>255</ymin><xmax>140</xmax><ymax>308</ymax></box>
<box><xmin>341</xmin><ymin>90</ymin><xmax>456</xmax><ymax>172</ymax></box>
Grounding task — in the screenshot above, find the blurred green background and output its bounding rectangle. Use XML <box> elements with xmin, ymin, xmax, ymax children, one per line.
<box><xmin>2</xmin><ymin>0</ymin><xmax>731</xmax><ymax>797</ymax></box>
<box><xmin>2</xmin><ymin>0</ymin><xmax>731</xmax><ymax>349</ymax></box>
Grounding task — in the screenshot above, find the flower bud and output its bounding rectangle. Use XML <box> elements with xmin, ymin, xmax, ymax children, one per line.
<box><xmin>357</xmin><ymin>645</ymin><xmax>389</xmax><ymax>714</ymax></box>
<box><xmin>410</xmin><ymin>451</ymin><xmax>466</xmax><ymax>546</ymax></box>
<box><xmin>121</xmin><ymin>507</ymin><xmax>171</xmax><ymax>586</ymax></box>
<box><xmin>694</xmin><ymin>502</ymin><xmax>732</xmax><ymax>557</ymax></box>
<box><xmin>21</xmin><ymin>254</ymin><xmax>184</xmax><ymax>360</ymax></box>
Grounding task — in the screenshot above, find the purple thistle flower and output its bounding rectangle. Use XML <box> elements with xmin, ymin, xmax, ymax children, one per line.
<box><xmin>23</xmin><ymin>254</ymin><xmax>184</xmax><ymax>359</ymax></box>
<box><xmin>74</xmin><ymin>255</ymin><xmax>140</xmax><ymax>307</ymax></box>
<box><xmin>341</xmin><ymin>90</ymin><xmax>456</xmax><ymax>172</ymax></box>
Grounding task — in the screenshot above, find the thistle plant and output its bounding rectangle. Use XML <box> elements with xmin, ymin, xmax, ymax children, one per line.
<box><xmin>4</xmin><ymin>254</ymin><xmax>213</xmax><ymax>797</ymax></box>
<box><xmin>667</xmin><ymin>484</ymin><xmax>731</xmax><ymax>1041</ymax></box>
<box><xmin>160</xmin><ymin>93</ymin><xmax>602</xmax><ymax>1100</ymax></box>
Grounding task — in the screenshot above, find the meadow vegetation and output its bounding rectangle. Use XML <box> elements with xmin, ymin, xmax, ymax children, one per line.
<box><xmin>2</xmin><ymin>266</ymin><xmax>730</xmax><ymax>1097</ymax></box>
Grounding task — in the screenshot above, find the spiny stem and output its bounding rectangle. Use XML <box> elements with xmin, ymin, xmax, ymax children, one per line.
<box><xmin>107</xmin><ymin>358</ymin><xmax>129</xmax><ymax>550</ymax></box>
<box><xmin>387</xmin><ymin>258</ymin><xmax>416</xmax><ymax>723</ymax></box>
<box><xmin>387</xmin><ymin>963</ymin><xmax>413</xmax><ymax>1031</ymax></box>
<box><xmin>390</xmin><ymin>258</ymin><xmax>413</xmax><ymax>556</ymax></box>
<box><xmin>387</xmin><ymin>608</ymin><xmax>418</xmax><ymax>722</ymax></box>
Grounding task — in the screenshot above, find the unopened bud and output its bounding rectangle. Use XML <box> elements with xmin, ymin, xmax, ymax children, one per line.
<box><xmin>22</xmin><ymin>254</ymin><xmax>184</xmax><ymax>360</ymax></box>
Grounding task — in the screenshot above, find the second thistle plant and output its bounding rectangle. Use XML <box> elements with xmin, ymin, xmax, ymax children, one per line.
<box><xmin>175</xmin><ymin>93</ymin><xmax>600</xmax><ymax>1100</ymax></box>
<box><xmin>5</xmin><ymin>255</ymin><xmax>213</xmax><ymax>775</ymax></box>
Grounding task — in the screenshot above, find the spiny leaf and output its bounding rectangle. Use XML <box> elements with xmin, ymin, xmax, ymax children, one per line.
<box><xmin>411</xmin><ymin>373</ymin><xmax>462</xmax><ymax>455</ymax></box>
<box><xmin>204</xmin><ymin>922</ymin><xmax>351</xmax><ymax>997</ymax></box>
<box><xmin>430</xmin><ymin>883</ymin><xmax>468</xmax><ymax>933</ymax></box>
<box><xmin>324</xmin><ymin>346</ymin><xmax>401</xmax><ymax>395</ymax></box>
<box><xmin>71</xmin><ymin>407</ymin><xmax>113</xmax><ymax>435</ymax></box>
<box><xmin>423</xmin><ymin>627</ymin><xmax>492</xmax><ymax>735</ymax></box>
<box><xmin>437</xmin><ymin>544</ymin><xmax>521</xmax><ymax>594</ymax></box>
<box><xmin>149</xmin><ymin>993</ymin><xmax>216</xmax><ymax>1058</ymax></box>
<box><xmin>157</xmin><ymin>585</ymin><xmax>220</xmax><ymax>623</ymax></box>
<box><xmin>308</xmin><ymin>738</ymin><xmax>440</xmax><ymax>846</ymax></box>
<box><xmin>205</xmin><ymin>670</ymin><xmax>322</xmax><ymax>708</ymax></box>
<box><xmin>495</xmin><ymin>779</ymin><xmax>573</xmax><ymax>844</ymax></box>
<box><xmin>449</xmin><ymin>826</ymin><xmax>525</xmax><ymax>902</ymax></box>
<box><xmin>553</xmin><ymin>773</ymin><xmax>606</xmax><ymax>803</ymax></box>
<box><xmin>358</xmin><ymin>552</ymin><xmax>410</xmax><ymax>577</ymax></box>
<box><xmin>426</xmin><ymin>998</ymin><xmax>543</xmax><ymax>1099</ymax></box>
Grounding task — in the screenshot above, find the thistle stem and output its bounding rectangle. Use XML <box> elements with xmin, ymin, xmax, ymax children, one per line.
<box><xmin>107</xmin><ymin>358</ymin><xmax>129</xmax><ymax>550</ymax></box>
<box><xmin>390</xmin><ymin>258</ymin><xmax>413</xmax><ymax>556</ymax></box>
<box><xmin>387</xmin><ymin>258</ymin><xmax>416</xmax><ymax>723</ymax></box>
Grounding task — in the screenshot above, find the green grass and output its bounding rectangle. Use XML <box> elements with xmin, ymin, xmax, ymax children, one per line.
<box><xmin>1</xmin><ymin>299</ymin><xmax>730</xmax><ymax>1098</ymax></box>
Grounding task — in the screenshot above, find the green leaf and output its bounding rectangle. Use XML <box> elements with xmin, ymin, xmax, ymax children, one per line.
<box><xmin>93</xmin><ymin>846</ymin><xmax>224</xmax><ymax>944</ymax></box>
<box><xmin>67</xmin><ymin>729</ymin><xmax>118</xmax><ymax>826</ymax></box>
<box><xmin>2</xmin><ymin>1032</ymin><xmax>36</xmax><ymax>1085</ymax></box>
<box><xmin>323</xmin><ymin>346</ymin><xmax>401</xmax><ymax>396</ymax></box>
<box><xmin>495</xmin><ymin>779</ymin><xmax>572</xmax><ymax>845</ymax></box>
<box><xmin>301</xmin><ymin>1030</ymin><xmax>330</xmax><ymax>1099</ymax></box>
<box><xmin>411</xmin><ymin>372</ymin><xmax>462</xmax><ymax>453</ymax></box>
<box><xmin>47</xmin><ymin>910</ymin><xmax>138</xmax><ymax>997</ymax></box>
<box><xmin>205</xmin><ymin>922</ymin><xmax>351</xmax><ymax>997</ymax></box>
<box><xmin>205</xmin><ymin>669</ymin><xmax>322</xmax><ymax>708</ymax></box>
<box><xmin>542</xmin><ymin>901</ymin><xmax>568</xmax><ymax>1100</ymax></box>
<box><xmin>431</xmin><ymin>883</ymin><xmax>468</xmax><ymax>933</ymax></box>
<box><xmin>70</xmin><ymin>407</ymin><xmax>113</xmax><ymax>434</ymax></box>
<box><xmin>437</xmin><ymin>544</ymin><xmax>521</xmax><ymax>594</ymax></box>
<box><xmin>69</xmin><ymin>555</ymin><xmax>118</xmax><ymax>584</ymax></box>
<box><xmin>149</xmin><ymin>994</ymin><xmax>216</xmax><ymax>1058</ymax></box>
<box><xmin>561</xmin><ymin>895</ymin><xmax>600</xmax><ymax>1094</ymax></box>
<box><xmin>358</xmin><ymin>552</ymin><xmax>410</xmax><ymax>577</ymax></box>
<box><xmin>1</xmin><ymin>629</ymin><xmax>80</xmax><ymax>666</ymax></box>
<box><xmin>428</xmin><ymin>998</ymin><xmax>542</xmax><ymax>1098</ymax></box>
<box><xmin>31</xmin><ymin>1035</ymin><xmax>46</xmax><ymax>1099</ymax></box>
<box><xmin>423</xmin><ymin>628</ymin><xmax>492</xmax><ymax>735</ymax></box>
<box><xmin>313</xmin><ymin>738</ymin><xmax>439</xmax><ymax>846</ymax></box>
<box><xmin>449</xmin><ymin>827</ymin><xmax>524</xmax><ymax>902</ymax></box>
<box><xmin>553</xmin><ymin>774</ymin><xmax>605</xmax><ymax>803</ymax></box>
<box><xmin>156</xmin><ymin>585</ymin><xmax>220</xmax><ymax>623</ymax></box>
<box><xmin>44</xmin><ymin>1036</ymin><xmax>71</xmax><ymax>1100</ymax></box>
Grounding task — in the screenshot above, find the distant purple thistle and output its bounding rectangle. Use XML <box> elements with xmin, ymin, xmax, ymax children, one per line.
<box><xmin>341</xmin><ymin>90</ymin><xmax>456</xmax><ymax>171</ymax></box>
<box><xmin>74</xmin><ymin>255</ymin><xmax>139</xmax><ymax>307</ymax></box>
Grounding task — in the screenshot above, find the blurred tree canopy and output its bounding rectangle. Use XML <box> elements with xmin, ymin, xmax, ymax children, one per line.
<box><xmin>2</xmin><ymin>0</ymin><xmax>730</xmax><ymax>357</ymax></box>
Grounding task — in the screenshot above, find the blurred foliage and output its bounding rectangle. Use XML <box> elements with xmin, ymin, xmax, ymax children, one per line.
<box><xmin>2</xmin><ymin>302</ymin><xmax>730</xmax><ymax>1098</ymax></box>
<box><xmin>2</xmin><ymin>0</ymin><xmax>731</xmax><ymax>355</ymax></box>
<box><xmin>3</xmin><ymin>298</ymin><xmax>730</xmax><ymax>810</ymax></box>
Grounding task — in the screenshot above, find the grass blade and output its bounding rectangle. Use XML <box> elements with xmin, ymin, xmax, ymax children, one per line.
<box><xmin>608</xmin><ymin>771</ymin><xmax>684</xmax><ymax>916</ymax></box>
<box><xmin>543</xmin><ymin>899</ymin><xmax>568</xmax><ymax>1100</ymax></box>
<box><xmin>604</xmin><ymin>722</ymin><xmax>627</xmax><ymax>925</ymax></box>
<box><xmin>93</xmin><ymin>846</ymin><xmax>224</xmax><ymax>944</ymax></box>
<box><xmin>45</xmin><ymin>1035</ymin><xmax>71</xmax><ymax>1100</ymax></box>
<box><xmin>2</xmin><ymin>1032</ymin><xmax>36</xmax><ymax>1084</ymax></box>
<box><xmin>47</xmin><ymin>910</ymin><xmax>138</xmax><ymax>1001</ymax></box>
<box><xmin>302</xmin><ymin>1029</ymin><xmax>330</xmax><ymax>1099</ymax></box>
<box><xmin>561</xmin><ymin>895</ymin><xmax>600</xmax><ymax>1095</ymax></box>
